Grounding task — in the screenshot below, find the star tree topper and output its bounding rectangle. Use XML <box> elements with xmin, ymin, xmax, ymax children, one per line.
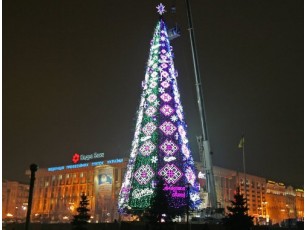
<box><xmin>156</xmin><ymin>3</ymin><xmax>166</xmax><ymax>15</ymax></box>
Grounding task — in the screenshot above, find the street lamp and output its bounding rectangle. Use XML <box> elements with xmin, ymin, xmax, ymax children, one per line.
<box><xmin>25</xmin><ymin>164</ymin><xmax>38</xmax><ymax>230</ymax></box>
<box><xmin>185</xmin><ymin>183</ymin><xmax>191</xmax><ymax>230</ymax></box>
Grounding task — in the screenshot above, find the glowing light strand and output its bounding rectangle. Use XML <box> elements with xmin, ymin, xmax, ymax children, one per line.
<box><xmin>119</xmin><ymin>14</ymin><xmax>202</xmax><ymax>212</ymax></box>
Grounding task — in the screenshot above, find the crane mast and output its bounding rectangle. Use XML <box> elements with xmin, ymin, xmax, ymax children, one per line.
<box><xmin>184</xmin><ymin>0</ymin><xmax>217</xmax><ymax>209</ymax></box>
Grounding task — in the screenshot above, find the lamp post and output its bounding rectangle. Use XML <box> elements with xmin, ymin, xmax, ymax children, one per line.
<box><xmin>186</xmin><ymin>183</ymin><xmax>191</xmax><ymax>230</ymax></box>
<box><xmin>25</xmin><ymin>164</ymin><xmax>38</xmax><ymax>230</ymax></box>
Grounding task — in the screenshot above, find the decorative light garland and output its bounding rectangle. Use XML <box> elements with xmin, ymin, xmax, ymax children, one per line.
<box><xmin>118</xmin><ymin>4</ymin><xmax>201</xmax><ymax>213</ymax></box>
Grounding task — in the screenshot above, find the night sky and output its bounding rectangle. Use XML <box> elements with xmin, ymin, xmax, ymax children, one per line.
<box><xmin>3</xmin><ymin>0</ymin><xmax>303</xmax><ymax>188</ymax></box>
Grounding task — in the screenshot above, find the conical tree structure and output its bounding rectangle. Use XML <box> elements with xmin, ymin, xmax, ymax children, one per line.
<box><xmin>225</xmin><ymin>187</ymin><xmax>254</xmax><ymax>230</ymax></box>
<box><xmin>118</xmin><ymin>6</ymin><xmax>201</xmax><ymax>214</ymax></box>
<box><xmin>72</xmin><ymin>192</ymin><xmax>90</xmax><ymax>227</ymax></box>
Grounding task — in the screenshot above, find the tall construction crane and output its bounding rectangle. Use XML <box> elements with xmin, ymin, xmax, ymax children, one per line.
<box><xmin>184</xmin><ymin>0</ymin><xmax>217</xmax><ymax>209</ymax></box>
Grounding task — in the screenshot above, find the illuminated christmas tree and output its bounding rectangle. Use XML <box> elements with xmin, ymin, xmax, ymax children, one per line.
<box><xmin>118</xmin><ymin>3</ymin><xmax>201</xmax><ymax>215</ymax></box>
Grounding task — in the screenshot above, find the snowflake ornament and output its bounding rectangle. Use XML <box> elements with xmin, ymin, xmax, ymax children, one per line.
<box><xmin>166</xmin><ymin>76</ymin><xmax>172</xmax><ymax>83</ymax></box>
<box><xmin>146</xmin><ymin>88</ymin><xmax>153</xmax><ymax>95</ymax></box>
<box><xmin>153</xmin><ymin>100</ymin><xmax>160</xmax><ymax>107</ymax></box>
<box><xmin>171</xmin><ymin>115</ymin><xmax>178</xmax><ymax>122</ymax></box>
<box><xmin>151</xmin><ymin>156</ymin><xmax>158</xmax><ymax>164</ymax></box>
<box><xmin>158</xmin><ymin>87</ymin><xmax>165</xmax><ymax>94</ymax></box>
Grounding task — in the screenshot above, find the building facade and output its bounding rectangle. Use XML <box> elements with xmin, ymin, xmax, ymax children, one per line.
<box><xmin>2</xmin><ymin>180</ymin><xmax>29</xmax><ymax>221</ymax></box>
<box><xmin>197</xmin><ymin>164</ymin><xmax>267</xmax><ymax>221</ymax></box>
<box><xmin>26</xmin><ymin>157</ymin><xmax>126</xmax><ymax>223</ymax></box>
<box><xmin>237</xmin><ymin>172</ymin><xmax>267</xmax><ymax>224</ymax></box>
<box><xmin>3</xmin><ymin>158</ymin><xmax>304</xmax><ymax>225</ymax></box>
<box><xmin>295</xmin><ymin>189</ymin><xmax>304</xmax><ymax>221</ymax></box>
<box><xmin>196</xmin><ymin>164</ymin><xmax>303</xmax><ymax>225</ymax></box>
<box><xmin>266</xmin><ymin>180</ymin><xmax>304</xmax><ymax>224</ymax></box>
